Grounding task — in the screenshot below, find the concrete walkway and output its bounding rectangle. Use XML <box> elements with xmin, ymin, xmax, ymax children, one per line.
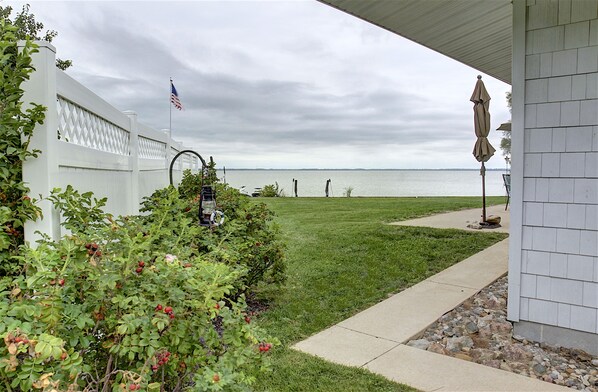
<box><xmin>293</xmin><ymin>206</ymin><xmax>569</xmax><ymax>391</ymax></box>
<box><xmin>389</xmin><ymin>203</ymin><xmax>510</xmax><ymax>233</ymax></box>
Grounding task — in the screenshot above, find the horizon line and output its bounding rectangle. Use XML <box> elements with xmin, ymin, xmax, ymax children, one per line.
<box><xmin>217</xmin><ymin>168</ymin><xmax>508</xmax><ymax>171</ymax></box>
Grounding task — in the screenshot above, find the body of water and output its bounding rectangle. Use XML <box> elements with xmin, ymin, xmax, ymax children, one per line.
<box><xmin>216</xmin><ymin>169</ymin><xmax>509</xmax><ymax>198</ymax></box>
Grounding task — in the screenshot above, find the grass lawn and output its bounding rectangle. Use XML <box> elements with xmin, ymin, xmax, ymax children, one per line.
<box><xmin>252</xmin><ymin>197</ymin><xmax>508</xmax><ymax>391</ymax></box>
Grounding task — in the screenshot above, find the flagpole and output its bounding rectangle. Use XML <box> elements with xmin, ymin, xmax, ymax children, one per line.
<box><xmin>169</xmin><ymin>77</ymin><xmax>172</xmax><ymax>137</ymax></box>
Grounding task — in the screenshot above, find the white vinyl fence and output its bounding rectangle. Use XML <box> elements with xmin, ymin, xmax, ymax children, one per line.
<box><xmin>21</xmin><ymin>42</ymin><xmax>199</xmax><ymax>242</ymax></box>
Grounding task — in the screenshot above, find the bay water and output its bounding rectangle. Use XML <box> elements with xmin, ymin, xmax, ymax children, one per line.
<box><xmin>217</xmin><ymin>169</ymin><xmax>508</xmax><ymax>198</ymax></box>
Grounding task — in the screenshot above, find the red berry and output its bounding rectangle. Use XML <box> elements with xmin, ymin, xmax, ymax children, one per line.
<box><xmin>22</xmin><ymin>196</ymin><xmax>31</xmax><ymax>201</ymax></box>
<box><xmin>14</xmin><ymin>337</ymin><xmax>22</xmax><ymax>343</ymax></box>
<box><xmin>87</xmin><ymin>249</ymin><xmax>94</xmax><ymax>255</ymax></box>
<box><xmin>84</xmin><ymin>243</ymin><xmax>91</xmax><ymax>249</ymax></box>
<box><xmin>95</xmin><ymin>250</ymin><xmax>102</xmax><ymax>257</ymax></box>
<box><xmin>91</xmin><ymin>243</ymin><xmax>98</xmax><ymax>250</ymax></box>
<box><xmin>58</xmin><ymin>279</ymin><xmax>65</xmax><ymax>287</ymax></box>
<box><xmin>214</xmin><ymin>303</ymin><xmax>220</xmax><ymax>310</ymax></box>
<box><xmin>244</xmin><ymin>316</ymin><xmax>251</xmax><ymax>324</ymax></box>
<box><xmin>183</xmin><ymin>263</ymin><xmax>192</xmax><ymax>268</ymax></box>
<box><xmin>61</xmin><ymin>352</ymin><xmax>68</xmax><ymax>360</ymax></box>
<box><xmin>135</xmin><ymin>267</ymin><xmax>143</xmax><ymax>273</ymax></box>
<box><xmin>213</xmin><ymin>374</ymin><xmax>220</xmax><ymax>382</ymax></box>
<box><xmin>169</xmin><ymin>313</ymin><xmax>175</xmax><ymax>319</ymax></box>
<box><xmin>164</xmin><ymin>306</ymin><xmax>173</xmax><ymax>314</ymax></box>
<box><xmin>155</xmin><ymin>304</ymin><xmax>163</xmax><ymax>311</ymax></box>
<box><xmin>129</xmin><ymin>384</ymin><xmax>137</xmax><ymax>391</ymax></box>
<box><xmin>138</xmin><ymin>261</ymin><xmax>145</xmax><ymax>267</ymax></box>
<box><xmin>152</xmin><ymin>365</ymin><xmax>159</xmax><ymax>371</ymax></box>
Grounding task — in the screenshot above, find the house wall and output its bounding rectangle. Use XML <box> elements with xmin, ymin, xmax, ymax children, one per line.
<box><xmin>509</xmin><ymin>0</ymin><xmax>598</xmax><ymax>355</ymax></box>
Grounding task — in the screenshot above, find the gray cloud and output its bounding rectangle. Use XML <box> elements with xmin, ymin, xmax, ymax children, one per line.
<box><xmin>23</xmin><ymin>0</ymin><xmax>510</xmax><ymax>169</ymax></box>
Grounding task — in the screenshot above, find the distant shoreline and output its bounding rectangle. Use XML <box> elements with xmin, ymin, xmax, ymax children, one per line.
<box><xmin>219</xmin><ymin>168</ymin><xmax>507</xmax><ymax>171</ymax></box>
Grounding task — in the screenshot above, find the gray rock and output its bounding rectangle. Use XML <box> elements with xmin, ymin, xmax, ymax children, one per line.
<box><xmin>502</xmin><ymin>344</ymin><xmax>534</xmax><ymax>362</ymax></box>
<box><xmin>465</xmin><ymin>321</ymin><xmax>479</xmax><ymax>334</ymax></box>
<box><xmin>489</xmin><ymin>320</ymin><xmax>512</xmax><ymax>334</ymax></box>
<box><xmin>550</xmin><ymin>370</ymin><xmax>559</xmax><ymax>380</ymax></box>
<box><xmin>407</xmin><ymin>339</ymin><xmax>431</xmax><ymax>351</ymax></box>
<box><xmin>533</xmin><ymin>363</ymin><xmax>547</xmax><ymax>374</ymax></box>
<box><xmin>446</xmin><ymin>336</ymin><xmax>474</xmax><ymax>352</ymax></box>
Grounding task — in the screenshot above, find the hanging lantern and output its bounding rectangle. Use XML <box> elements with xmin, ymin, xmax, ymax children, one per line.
<box><xmin>199</xmin><ymin>185</ymin><xmax>223</xmax><ymax>226</ymax></box>
<box><xmin>169</xmin><ymin>150</ymin><xmax>225</xmax><ymax>227</ymax></box>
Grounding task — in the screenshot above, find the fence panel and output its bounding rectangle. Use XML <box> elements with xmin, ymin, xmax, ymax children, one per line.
<box><xmin>21</xmin><ymin>42</ymin><xmax>197</xmax><ymax>243</ymax></box>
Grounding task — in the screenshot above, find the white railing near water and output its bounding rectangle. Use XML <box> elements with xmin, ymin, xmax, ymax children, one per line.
<box><xmin>21</xmin><ymin>42</ymin><xmax>199</xmax><ymax>242</ymax></box>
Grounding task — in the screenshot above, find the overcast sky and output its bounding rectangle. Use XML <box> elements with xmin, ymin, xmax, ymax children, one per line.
<box><xmin>10</xmin><ymin>0</ymin><xmax>511</xmax><ymax>169</ymax></box>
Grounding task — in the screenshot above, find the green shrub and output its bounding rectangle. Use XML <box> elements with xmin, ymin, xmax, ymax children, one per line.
<box><xmin>343</xmin><ymin>186</ymin><xmax>354</xmax><ymax>198</ymax></box>
<box><xmin>0</xmin><ymin>20</ymin><xmax>45</xmax><ymax>277</ymax></box>
<box><xmin>0</xmin><ymin>187</ymin><xmax>277</xmax><ymax>391</ymax></box>
<box><xmin>160</xmin><ymin>171</ymin><xmax>286</xmax><ymax>291</ymax></box>
<box><xmin>258</xmin><ymin>183</ymin><xmax>283</xmax><ymax>198</ymax></box>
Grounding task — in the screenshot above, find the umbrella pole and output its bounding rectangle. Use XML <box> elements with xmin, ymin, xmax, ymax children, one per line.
<box><xmin>481</xmin><ymin>161</ymin><xmax>487</xmax><ymax>222</ymax></box>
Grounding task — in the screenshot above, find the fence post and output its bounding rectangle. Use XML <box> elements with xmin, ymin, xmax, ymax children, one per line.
<box><xmin>163</xmin><ymin>128</ymin><xmax>171</xmax><ymax>174</ymax></box>
<box><xmin>124</xmin><ymin>111</ymin><xmax>139</xmax><ymax>214</ymax></box>
<box><xmin>20</xmin><ymin>41</ymin><xmax>61</xmax><ymax>244</ymax></box>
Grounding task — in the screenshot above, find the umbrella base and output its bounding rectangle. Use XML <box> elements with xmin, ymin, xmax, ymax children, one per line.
<box><xmin>467</xmin><ymin>215</ymin><xmax>502</xmax><ymax>230</ymax></box>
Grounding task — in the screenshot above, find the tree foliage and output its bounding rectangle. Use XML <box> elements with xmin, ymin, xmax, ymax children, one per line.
<box><xmin>0</xmin><ymin>4</ymin><xmax>72</xmax><ymax>70</ymax></box>
<box><xmin>0</xmin><ymin>18</ymin><xmax>45</xmax><ymax>276</ymax></box>
<box><xmin>500</xmin><ymin>91</ymin><xmax>512</xmax><ymax>164</ymax></box>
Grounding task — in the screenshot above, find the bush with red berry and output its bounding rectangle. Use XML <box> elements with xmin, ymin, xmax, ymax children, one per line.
<box><xmin>0</xmin><ymin>188</ymin><xmax>278</xmax><ymax>391</ymax></box>
<box><xmin>175</xmin><ymin>169</ymin><xmax>286</xmax><ymax>290</ymax></box>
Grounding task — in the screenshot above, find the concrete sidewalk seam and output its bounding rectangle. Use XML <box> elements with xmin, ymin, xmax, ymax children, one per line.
<box><xmin>335</xmin><ymin>325</ymin><xmax>403</xmax><ymax>344</ymax></box>
<box><xmin>359</xmin><ymin>343</ymin><xmax>403</xmax><ymax>368</ymax></box>
<box><xmin>426</xmin><ymin>278</ymin><xmax>486</xmax><ymax>291</ymax></box>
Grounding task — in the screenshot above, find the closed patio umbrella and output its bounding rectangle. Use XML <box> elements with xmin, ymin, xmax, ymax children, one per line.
<box><xmin>471</xmin><ymin>75</ymin><xmax>496</xmax><ymax>223</ymax></box>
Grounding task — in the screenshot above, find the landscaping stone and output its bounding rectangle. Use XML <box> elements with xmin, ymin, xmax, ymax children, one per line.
<box><xmin>406</xmin><ymin>275</ymin><xmax>598</xmax><ymax>391</ymax></box>
<box><xmin>446</xmin><ymin>336</ymin><xmax>474</xmax><ymax>352</ymax></box>
<box><xmin>426</xmin><ymin>342</ymin><xmax>448</xmax><ymax>355</ymax></box>
<box><xmin>407</xmin><ymin>339</ymin><xmax>431</xmax><ymax>350</ymax></box>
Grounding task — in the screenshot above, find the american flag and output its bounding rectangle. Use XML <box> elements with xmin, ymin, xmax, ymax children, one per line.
<box><xmin>170</xmin><ymin>81</ymin><xmax>183</xmax><ymax>110</ymax></box>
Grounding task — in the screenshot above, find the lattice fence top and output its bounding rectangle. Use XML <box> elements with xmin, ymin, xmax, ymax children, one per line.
<box><xmin>139</xmin><ymin>137</ymin><xmax>167</xmax><ymax>160</ymax></box>
<box><xmin>57</xmin><ymin>96</ymin><xmax>130</xmax><ymax>156</ymax></box>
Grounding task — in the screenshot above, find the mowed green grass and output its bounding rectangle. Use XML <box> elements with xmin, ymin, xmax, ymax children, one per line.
<box><xmin>252</xmin><ymin>197</ymin><xmax>508</xmax><ymax>391</ymax></box>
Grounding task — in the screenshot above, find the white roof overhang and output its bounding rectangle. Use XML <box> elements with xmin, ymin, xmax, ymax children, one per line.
<box><xmin>317</xmin><ymin>0</ymin><xmax>513</xmax><ymax>84</ymax></box>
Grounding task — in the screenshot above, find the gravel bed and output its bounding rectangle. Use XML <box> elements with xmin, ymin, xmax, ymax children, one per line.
<box><xmin>407</xmin><ymin>275</ymin><xmax>598</xmax><ymax>391</ymax></box>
